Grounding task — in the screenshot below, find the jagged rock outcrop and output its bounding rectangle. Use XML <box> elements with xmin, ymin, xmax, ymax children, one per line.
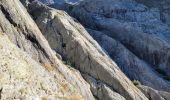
<box><xmin>0</xmin><ymin>0</ymin><xmax>94</xmax><ymax>99</ymax></box>
<box><xmin>137</xmin><ymin>85</ymin><xmax>170</xmax><ymax>100</ymax></box>
<box><xmin>83</xmin><ymin>74</ymin><xmax>126</xmax><ymax>100</ymax></box>
<box><xmin>27</xmin><ymin>1</ymin><xmax>149</xmax><ymax>100</ymax></box>
<box><xmin>0</xmin><ymin>33</ymin><xmax>85</xmax><ymax>99</ymax></box>
<box><xmin>65</xmin><ymin>0</ymin><xmax>170</xmax><ymax>92</ymax></box>
<box><xmin>135</xmin><ymin>0</ymin><xmax>170</xmax><ymax>26</ymax></box>
<box><xmin>1</xmin><ymin>0</ymin><xmax>170</xmax><ymax>99</ymax></box>
<box><xmin>88</xmin><ymin>29</ymin><xmax>170</xmax><ymax>92</ymax></box>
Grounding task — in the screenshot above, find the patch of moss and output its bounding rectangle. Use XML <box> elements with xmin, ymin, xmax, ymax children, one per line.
<box><xmin>132</xmin><ymin>80</ymin><xmax>141</xmax><ymax>86</ymax></box>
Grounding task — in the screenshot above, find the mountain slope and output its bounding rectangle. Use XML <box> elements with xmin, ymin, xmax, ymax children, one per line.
<box><xmin>27</xmin><ymin>1</ymin><xmax>149</xmax><ymax>100</ymax></box>
<box><xmin>65</xmin><ymin>0</ymin><xmax>170</xmax><ymax>92</ymax></box>
<box><xmin>0</xmin><ymin>0</ymin><xmax>94</xmax><ymax>99</ymax></box>
<box><xmin>0</xmin><ymin>0</ymin><xmax>170</xmax><ymax>99</ymax></box>
<box><xmin>0</xmin><ymin>33</ymin><xmax>85</xmax><ymax>99</ymax></box>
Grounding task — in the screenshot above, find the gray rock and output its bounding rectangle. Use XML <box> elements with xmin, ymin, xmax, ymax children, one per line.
<box><xmin>88</xmin><ymin>29</ymin><xmax>170</xmax><ymax>92</ymax></box>
<box><xmin>28</xmin><ymin>1</ymin><xmax>148</xmax><ymax>100</ymax></box>
<box><xmin>68</xmin><ymin>0</ymin><xmax>170</xmax><ymax>90</ymax></box>
<box><xmin>134</xmin><ymin>0</ymin><xmax>170</xmax><ymax>26</ymax></box>
<box><xmin>0</xmin><ymin>33</ymin><xmax>87</xmax><ymax>99</ymax></box>
<box><xmin>83</xmin><ymin>74</ymin><xmax>126</xmax><ymax>100</ymax></box>
<box><xmin>138</xmin><ymin>85</ymin><xmax>170</xmax><ymax>100</ymax></box>
<box><xmin>0</xmin><ymin>0</ymin><xmax>94</xmax><ymax>99</ymax></box>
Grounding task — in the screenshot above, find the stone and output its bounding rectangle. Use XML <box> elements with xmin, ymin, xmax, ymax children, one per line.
<box><xmin>0</xmin><ymin>0</ymin><xmax>94</xmax><ymax>99</ymax></box>
<box><xmin>138</xmin><ymin>85</ymin><xmax>170</xmax><ymax>100</ymax></box>
<box><xmin>67</xmin><ymin>0</ymin><xmax>170</xmax><ymax>92</ymax></box>
<box><xmin>0</xmin><ymin>33</ymin><xmax>84</xmax><ymax>99</ymax></box>
<box><xmin>28</xmin><ymin>1</ymin><xmax>148</xmax><ymax>100</ymax></box>
<box><xmin>68</xmin><ymin>0</ymin><xmax>170</xmax><ymax>79</ymax></box>
<box><xmin>87</xmin><ymin>29</ymin><xmax>170</xmax><ymax>92</ymax></box>
<box><xmin>83</xmin><ymin>74</ymin><xmax>126</xmax><ymax>100</ymax></box>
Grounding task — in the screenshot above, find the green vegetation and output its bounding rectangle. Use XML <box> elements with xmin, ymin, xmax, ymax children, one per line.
<box><xmin>132</xmin><ymin>80</ymin><xmax>141</xmax><ymax>86</ymax></box>
<box><xmin>63</xmin><ymin>60</ymin><xmax>75</xmax><ymax>68</ymax></box>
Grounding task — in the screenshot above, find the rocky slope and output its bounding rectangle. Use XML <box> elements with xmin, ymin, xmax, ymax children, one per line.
<box><xmin>0</xmin><ymin>0</ymin><xmax>170</xmax><ymax>99</ymax></box>
<box><xmin>63</xmin><ymin>0</ymin><xmax>170</xmax><ymax>91</ymax></box>
<box><xmin>0</xmin><ymin>33</ymin><xmax>87</xmax><ymax>99</ymax></box>
<box><xmin>0</xmin><ymin>0</ymin><xmax>93</xmax><ymax>99</ymax></box>
<box><xmin>88</xmin><ymin>29</ymin><xmax>170</xmax><ymax>91</ymax></box>
<box><xmin>43</xmin><ymin>0</ymin><xmax>170</xmax><ymax>98</ymax></box>
<box><xmin>27</xmin><ymin>1</ymin><xmax>148</xmax><ymax>100</ymax></box>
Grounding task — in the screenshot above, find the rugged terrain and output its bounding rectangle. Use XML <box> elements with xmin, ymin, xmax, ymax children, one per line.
<box><xmin>0</xmin><ymin>0</ymin><xmax>170</xmax><ymax>100</ymax></box>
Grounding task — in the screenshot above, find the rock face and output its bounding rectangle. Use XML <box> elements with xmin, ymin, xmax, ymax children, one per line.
<box><xmin>0</xmin><ymin>33</ymin><xmax>83</xmax><ymax>99</ymax></box>
<box><xmin>83</xmin><ymin>74</ymin><xmax>126</xmax><ymax>100</ymax></box>
<box><xmin>88</xmin><ymin>29</ymin><xmax>170</xmax><ymax>92</ymax></box>
<box><xmin>66</xmin><ymin>0</ymin><xmax>170</xmax><ymax>92</ymax></box>
<box><xmin>137</xmin><ymin>85</ymin><xmax>170</xmax><ymax>100</ymax></box>
<box><xmin>1</xmin><ymin>0</ymin><xmax>170</xmax><ymax>99</ymax></box>
<box><xmin>0</xmin><ymin>0</ymin><xmax>94</xmax><ymax>99</ymax></box>
<box><xmin>27</xmin><ymin>1</ymin><xmax>148</xmax><ymax>100</ymax></box>
<box><xmin>135</xmin><ymin>0</ymin><xmax>170</xmax><ymax>26</ymax></box>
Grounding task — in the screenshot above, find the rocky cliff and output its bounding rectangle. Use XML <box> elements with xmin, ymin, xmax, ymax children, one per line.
<box><xmin>0</xmin><ymin>0</ymin><xmax>170</xmax><ymax>100</ymax></box>
<box><xmin>0</xmin><ymin>0</ymin><xmax>93</xmax><ymax>99</ymax></box>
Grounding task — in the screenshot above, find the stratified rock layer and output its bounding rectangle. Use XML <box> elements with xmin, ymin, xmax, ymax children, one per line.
<box><xmin>0</xmin><ymin>33</ymin><xmax>85</xmax><ymax>99</ymax></box>
<box><xmin>88</xmin><ymin>29</ymin><xmax>170</xmax><ymax>91</ymax></box>
<box><xmin>28</xmin><ymin>1</ymin><xmax>148</xmax><ymax>100</ymax></box>
<box><xmin>137</xmin><ymin>85</ymin><xmax>170</xmax><ymax>100</ymax></box>
<box><xmin>67</xmin><ymin>0</ymin><xmax>170</xmax><ymax>92</ymax></box>
<box><xmin>0</xmin><ymin>0</ymin><xmax>94</xmax><ymax>99</ymax></box>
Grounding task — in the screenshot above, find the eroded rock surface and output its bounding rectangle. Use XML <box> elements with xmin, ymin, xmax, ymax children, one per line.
<box><xmin>1</xmin><ymin>0</ymin><xmax>170</xmax><ymax>99</ymax></box>
<box><xmin>66</xmin><ymin>0</ymin><xmax>170</xmax><ymax>92</ymax></box>
<box><xmin>0</xmin><ymin>0</ymin><xmax>94</xmax><ymax>99</ymax></box>
<box><xmin>83</xmin><ymin>74</ymin><xmax>126</xmax><ymax>100</ymax></box>
<box><xmin>0</xmin><ymin>33</ymin><xmax>86</xmax><ymax>99</ymax></box>
<box><xmin>27</xmin><ymin>1</ymin><xmax>148</xmax><ymax>100</ymax></box>
<box><xmin>88</xmin><ymin>29</ymin><xmax>170</xmax><ymax>92</ymax></box>
<box><xmin>138</xmin><ymin>85</ymin><xmax>170</xmax><ymax>100</ymax></box>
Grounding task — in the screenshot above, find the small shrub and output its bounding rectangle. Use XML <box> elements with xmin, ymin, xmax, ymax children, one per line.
<box><xmin>63</xmin><ymin>60</ymin><xmax>74</xmax><ymax>68</ymax></box>
<box><xmin>132</xmin><ymin>80</ymin><xmax>141</xmax><ymax>86</ymax></box>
